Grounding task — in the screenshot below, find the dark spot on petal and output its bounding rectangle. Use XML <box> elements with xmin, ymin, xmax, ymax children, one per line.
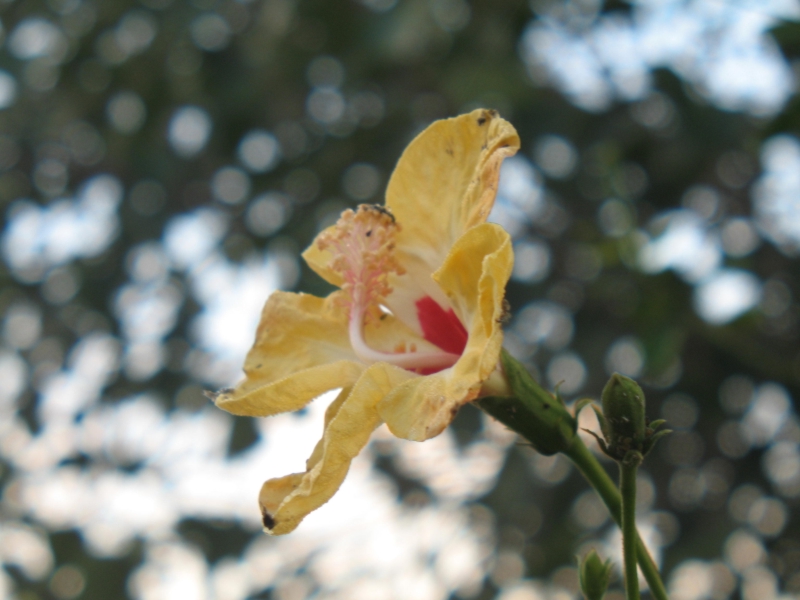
<box><xmin>262</xmin><ymin>509</ymin><xmax>275</xmax><ymax>530</ymax></box>
<box><xmin>477</xmin><ymin>110</ymin><xmax>497</xmax><ymax>125</ymax></box>
<box><xmin>445</xmin><ymin>147</ymin><xmax>454</xmax><ymax>156</ymax></box>
<box><xmin>366</xmin><ymin>230</ymin><xmax>372</xmax><ymax>237</ymax></box>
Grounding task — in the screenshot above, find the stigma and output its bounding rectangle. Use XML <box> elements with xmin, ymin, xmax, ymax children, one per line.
<box><xmin>317</xmin><ymin>205</ymin><xmax>461</xmax><ymax>372</ymax></box>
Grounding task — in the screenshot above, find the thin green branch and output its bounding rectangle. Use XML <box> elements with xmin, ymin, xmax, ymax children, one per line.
<box><xmin>621</xmin><ymin>452</ymin><xmax>643</xmax><ymax>600</ymax></box>
<box><xmin>564</xmin><ymin>438</ymin><xmax>669</xmax><ymax>600</ymax></box>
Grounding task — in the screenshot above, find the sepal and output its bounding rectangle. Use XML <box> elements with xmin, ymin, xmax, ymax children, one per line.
<box><xmin>578</xmin><ymin>549</ymin><xmax>613</xmax><ymax>600</ymax></box>
<box><xmin>573</xmin><ymin>397</ymin><xmax>595</xmax><ymax>419</ymax></box>
<box><xmin>476</xmin><ymin>350</ymin><xmax>577</xmax><ymax>455</ymax></box>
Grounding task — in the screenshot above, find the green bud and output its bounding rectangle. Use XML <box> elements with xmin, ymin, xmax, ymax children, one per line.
<box><xmin>579</xmin><ymin>549</ymin><xmax>613</xmax><ymax>600</ymax></box>
<box><xmin>586</xmin><ymin>373</ymin><xmax>670</xmax><ymax>461</ymax></box>
<box><xmin>476</xmin><ymin>350</ymin><xmax>577</xmax><ymax>455</ymax></box>
<box><xmin>601</xmin><ymin>373</ymin><xmax>646</xmax><ymax>445</ymax></box>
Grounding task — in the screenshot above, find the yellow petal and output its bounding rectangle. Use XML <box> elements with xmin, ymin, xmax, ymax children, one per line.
<box><xmin>387</xmin><ymin>109</ymin><xmax>519</xmax><ymax>276</ymax></box>
<box><xmin>258</xmin><ymin>363</ymin><xmax>414</xmax><ymax>535</ymax></box>
<box><xmin>301</xmin><ymin>228</ymin><xmax>344</xmax><ymax>288</ymax></box>
<box><xmin>302</xmin><ymin>109</ymin><xmax>519</xmax><ymax>297</ymax></box>
<box><xmin>434</xmin><ymin>223</ymin><xmax>512</xmax><ymax>356</ymax></box>
<box><xmin>214</xmin><ymin>290</ymin><xmax>364</xmax><ymax>417</ymax></box>
<box><xmin>377</xmin><ymin>223</ymin><xmax>513</xmax><ymax>441</ymax></box>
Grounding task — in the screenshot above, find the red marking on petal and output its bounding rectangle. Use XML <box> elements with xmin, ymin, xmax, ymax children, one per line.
<box><xmin>415</xmin><ymin>296</ymin><xmax>468</xmax><ymax>356</ymax></box>
<box><xmin>416</xmin><ymin>366</ymin><xmax>442</xmax><ymax>376</ymax></box>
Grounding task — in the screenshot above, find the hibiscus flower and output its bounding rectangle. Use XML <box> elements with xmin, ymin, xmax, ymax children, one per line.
<box><xmin>214</xmin><ymin>109</ymin><xmax>520</xmax><ymax>534</ymax></box>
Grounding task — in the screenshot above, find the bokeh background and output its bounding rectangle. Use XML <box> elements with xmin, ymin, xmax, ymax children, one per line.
<box><xmin>1</xmin><ymin>0</ymin><xmax>800</xmax><ymax>599</ymax></box>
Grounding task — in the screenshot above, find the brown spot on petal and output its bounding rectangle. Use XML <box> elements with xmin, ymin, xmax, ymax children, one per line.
<box><xmin>261</xmin><ymin>509</ymin><xmax>276</xmax><ymax>530</ymax></box>
<box><xmin>497</xmin><ymin>299</ymin><xmax>512</xmax><ymax>324</ymax></box>
<box><xmin>477</xmin><ymin>109</ymin><xmax>498</xmax><ymax>126</ymax></box>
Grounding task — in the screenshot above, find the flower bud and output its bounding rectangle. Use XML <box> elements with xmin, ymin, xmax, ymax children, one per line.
<box><xmin>579</xmin><ymin>549</ymin><xmax>613</xmax><ymax>600</ymax></box>
<box><xmin>601</xmin><ymin>373</ymin><xmax>647</xmax><ymax>446</ymax></box>
<box><xmin>588</xmin><ymin>373</ymin><xmax>670</xmax><ymax>461</ymax></box>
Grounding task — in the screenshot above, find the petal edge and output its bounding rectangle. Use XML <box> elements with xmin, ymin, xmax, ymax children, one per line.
<box><xmin>258</xmin><ymin>363</ymin><xmax>414</xmax><ymax>534</ymax></box>
<box><xmin>215</xmin><ymin>290</ymin><xmax>362</xmax><ymax>417</ymax></box>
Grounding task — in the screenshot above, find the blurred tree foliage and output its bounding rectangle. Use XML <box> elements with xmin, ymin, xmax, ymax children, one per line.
<box><xmin>3</xmin><ymin>0</ymin><xmax>800</xmax><ymax>598</ymax></box>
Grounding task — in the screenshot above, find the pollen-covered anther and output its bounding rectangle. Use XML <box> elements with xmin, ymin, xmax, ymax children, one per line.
<box><xmin>316</xmin><ymin>204</ymin><xmax>405</xmax><ymax>321</ymax></box>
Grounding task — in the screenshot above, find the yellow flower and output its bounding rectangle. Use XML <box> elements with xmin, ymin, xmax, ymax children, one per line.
<box><xmin>214</xmin><ymin>109</ymin><xmax>520</xmax><ymax>534</ymax></box>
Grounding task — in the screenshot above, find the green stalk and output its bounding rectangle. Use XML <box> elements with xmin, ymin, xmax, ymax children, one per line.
<box><xmin>564</xmin><ymin>438</ymin><xmax>668</xmax><ymax>600</ymax></box>
<box><xmin>621</xmin><ymin>452</ymin><xmax>642</xmax><ymax>600</ymax></box>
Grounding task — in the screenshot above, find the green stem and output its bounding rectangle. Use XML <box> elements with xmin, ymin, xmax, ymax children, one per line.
<box><xmin>621</xmin><ymin>452</ymin><xmax>642</xmax><ymax>600</ymax></box>
<box><xmin>564</xmin><ymin>438</ymin><xmax>669</xmax><ymax>600</ymax></box>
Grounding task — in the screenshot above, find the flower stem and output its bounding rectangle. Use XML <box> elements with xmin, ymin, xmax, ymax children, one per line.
<box><xmin>563</xmin><ymin>438</ymin><xmax>668</xmax><ymax>600</ymax></box>
<box><xmin>621</xmin><ymin>451</ymin><xmax>642</xmax><ymax>600</ymax></box>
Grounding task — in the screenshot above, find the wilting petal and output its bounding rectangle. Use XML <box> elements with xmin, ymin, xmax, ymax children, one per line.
<box><xmin>215</xmin><ymin>291</ymin><xmax>364</xmax><ymax>417</ymax></box>
<box><xmin>303</xmin><ymin>109</ymin><xmax>519</xmax><ymax>333</ymax></box>
<box><xmin>377</xmin><ymin>223</ymin><xmax>513</xmax><ymax>440</ymax></box>
<box><xmin>435</xmin><ymin>223</ymin><xmax>512</xmax><ymax>361</ymax></box>
<box><xmin>384</xmin><ymin>110</ymin><xmax>518</xmax><ymax>323</ymax></box>
<box><xmin>258</xmin><ymin>363</ymin><xmax>414</xmax><ymax>535</ymax></box>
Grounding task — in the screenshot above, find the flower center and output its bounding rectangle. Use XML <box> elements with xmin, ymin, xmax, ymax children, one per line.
<box><xmin>317</xmin><ymin>204</ymin><xmax>462</xmax><ymax>372</ymax></box>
